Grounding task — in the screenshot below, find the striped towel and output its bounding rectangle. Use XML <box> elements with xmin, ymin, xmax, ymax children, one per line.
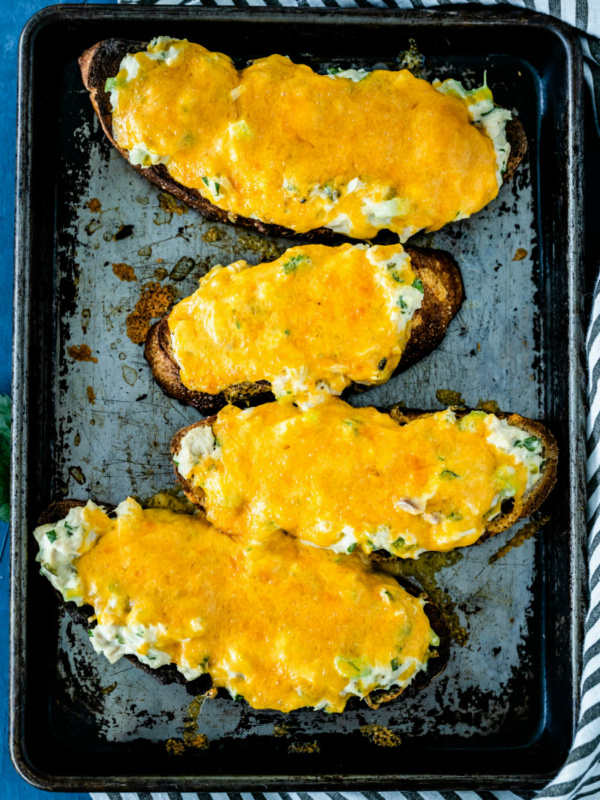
<box><xmin>95</xmin><ymin>1</ymin><xmax>600</xmax><ymax>799</ymax></box>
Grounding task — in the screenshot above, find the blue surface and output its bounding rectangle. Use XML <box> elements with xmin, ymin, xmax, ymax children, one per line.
<box><xmin>1</xmin><ymin>0</ymin><xmax>106</xmax><ymax>796</ymax></box>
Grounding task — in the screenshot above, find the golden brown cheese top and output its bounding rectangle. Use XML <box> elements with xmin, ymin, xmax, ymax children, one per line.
<box><xmin>109</xmin><ymin>37</ymin><xmax>502</xmax><ymax>239</ymax></box>
<box><xmin>34</xmin><ymin>500</ymin><xmax>434</xmax><ymax>713</ymax></box>
<box><xmin>176</xmin><ymin>399</ymin><xmax>545</xmax><ymax>557</ymax></box>
<box><xmin>168</xmin><ymin>243</ymin><xmax>423</xmax><ymax>404</ymax></box>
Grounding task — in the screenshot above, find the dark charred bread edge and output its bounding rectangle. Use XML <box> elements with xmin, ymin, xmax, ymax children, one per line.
<box><xmin>171</xmin><ymin>407</ymin><xmax>558</xmax><ymax>564</ymax></box>
<box><xmin>144</xmin><ymin>244</ymin><xmax>464</xmax><ymax>416</ymax></box>
<box><xmin>79</xmin><ymin>38</ymin><xmax>527</xmax><ymax>243</ymax></box>
<box><xmin>36</xmin><ymin>499</ymin><xmax>447</xmax><ymax>706</ymax></box>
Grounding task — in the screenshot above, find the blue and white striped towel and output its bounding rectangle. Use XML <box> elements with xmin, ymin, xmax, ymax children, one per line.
<box><xmin>93</xmin><ymin>1</ymin><xmax>600</xmax><ymax>799</ymax></box>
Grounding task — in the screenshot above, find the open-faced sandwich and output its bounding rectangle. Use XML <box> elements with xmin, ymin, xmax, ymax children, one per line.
<box><xmin>33</xmin><ymin>498</ymin><xmax>446</xmax><ymax>713</ymax></box>
<box><xmin>172</xmin><ymin>397</ymin><xmax>558</xmax><ymax>559</ymax></box>
<box><xmin>145</xmin><ymin>242</ymin><xmax>464</xmax><ymax>414</ymax></box>
<box><xmin>80</xmin><ymin>36</ymin><xmax>527</xmax><ymax>242</ymax></box>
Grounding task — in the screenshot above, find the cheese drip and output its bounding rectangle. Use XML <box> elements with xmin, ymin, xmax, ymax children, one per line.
<box><xmin>168</xmin><ymin>243</ymin><xmax>423</xmax><ymax>407</ymax></box>
<box><xmin>109</xmin><ymin>37</ymin><xmax>506</xmax><ymax>240</ymax></box>
<box><xmin>34</xmin><ymin>499</ymin><xmax>435</xmax><ymax>713</ymax></box>
<box><xmin>177</xmin><ymin>398</ymin><xmax>545</xmax><ymax>557</ymax></box>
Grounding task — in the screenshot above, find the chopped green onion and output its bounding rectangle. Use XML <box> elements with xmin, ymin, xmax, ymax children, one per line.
<box><xmin>441</xmin><ymin>470</ymin><xmax>460</xmax><ymax>479</ymax></box>
<box><xmin>347</xmin><ymin>542</ymin><xmax>357</xmax><ymax>553</ymax></box>
<box><xmin>391</xmin><ymin>657</ymin><xmax>399</xmax><ymax>671</ymax></box>
<box><xmin>201</xmin><ymin>176</ymin><xmax>210</xmax><ymax>187</ymax></box>
<box><xmin>46</xmin><ymin>529</ymin><xmax>57</xmax><ymax>543</ymax></box>
<box><xmin>515</xmin><ymin>436</ymin><xmax>540</xmax><ymax>452</ymax></box>
<box><xmin>412</xmin><ymin>277</ymin><xmax>424</xmax><ymax>293</ymax></box>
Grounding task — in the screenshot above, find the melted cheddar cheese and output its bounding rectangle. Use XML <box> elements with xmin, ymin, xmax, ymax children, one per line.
<box><xmin>108</xmin><ymin>37</ymin><xmax>510</xmax><ymax>240</ymax></box>
<box><xmin>176</xmin><ymin>398</ymin><xmax>545</xmax><ymax>557</ymax></box>
<box><xmin>34</xmin><ymin>499</ymin><xmax>436</xmax><ymax>713</ymax></box>
<box><xmin>168</xmin><ymin>243</ymin><xmax>423</xmax><ymax>406</ymax></box>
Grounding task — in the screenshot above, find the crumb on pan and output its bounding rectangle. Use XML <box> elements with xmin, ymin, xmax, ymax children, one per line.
<box><xmin>126</xmin><ymin>281</ymin><xmax>175</xmax><ymax>345</ymax></box>
<box><xmin>360</xmin><ymin>724</ymin><xmax>402</xmax><ymax>747</ymax></box>
<box><xmin>112</xmin><ymin>262</ymin><xmax>137</xmax><ymax>282</ymax></box>
<box><xmin>67</xmin><ymin>344</ymin><xmax>98</xmax><ymax>363</ymax></box>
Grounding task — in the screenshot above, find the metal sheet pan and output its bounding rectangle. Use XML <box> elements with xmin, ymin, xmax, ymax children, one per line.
<box><xmin>10</xmin><ymin>5</ymin><xmax>586</xmax><ymax>792</ymax></box>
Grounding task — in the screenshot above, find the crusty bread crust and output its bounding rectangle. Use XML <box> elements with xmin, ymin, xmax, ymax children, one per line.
<box><xmin>37</xmin><ymin>499</ymin><xmax>447</xmax><ymax>704</ymax></box>
<box><xmin>172</xmin><ymin>407</ymin><xmax>558</xmax><ymax>554</ymax></box>
<box><xmin>144</xmin><ymin>244</ymin><xmax>465</xmax><ymax>415</ymax></box>
<box><xmin>79</xmin><ymin>39</ymin><xmax>527</xmax><ymax>243</ymax></box>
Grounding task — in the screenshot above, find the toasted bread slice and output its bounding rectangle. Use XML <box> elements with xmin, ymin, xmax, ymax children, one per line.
<box><xmin>172</xmin><ymin>406</ymin><xmax>558</xmax><ymax>554</ymax></box>
<box><xmin>144</xmin><ymin>244</ymin><xmax>464</xmax><ymax>415</ymax></box>
<box><xmin>79</xmin><ymin>39</ymin><xmax>527</xmax><ymax>243</ymax></box>
<box><xmin>36</xmin><ymin>499</ymin><xmax>448</xmax><ymax>704</ymax></box>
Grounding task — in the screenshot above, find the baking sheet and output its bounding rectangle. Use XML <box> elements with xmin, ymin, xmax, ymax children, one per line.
<box><xmin>11</xmin><ymin>6</ymin><xmax>586</xmax><ymax>791</ymax></box>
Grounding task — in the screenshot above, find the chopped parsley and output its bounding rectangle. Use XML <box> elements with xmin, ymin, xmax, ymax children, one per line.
<box><xmin>412</xmin><ymin>277</ymin><xmax>424</xmax><ymax>293</ymax></box>
<box><xmin>397</xmin><ymin>297</ymin><xmax>408</xmax><ymax>311</ymax></box>
<box><xmin>46</xmin><ymin>529</ymin><xmax>57</xmax><ymax>543</ymax></box>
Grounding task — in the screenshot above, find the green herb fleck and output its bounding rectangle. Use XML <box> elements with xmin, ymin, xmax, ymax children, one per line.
<box><xmin>214</xmin><ymin>182</ymin><xmax>220</xmax><ymax>196</ymax></box>
<box><xmin>397</xmin><ymin>297</ymin><xmax>408</xmax><ymax>311</ymax></box>
<box><xmin>88</xmin><ymin>629</ymin><xmax>94</xmax><ymax>638</ymax></box>
<box><xmin>384</xmin><ymin>590</ymin><xmax>394</xmax><ymax>600</ymax></box>
<box><xmin>104</xmin><ymin>76</ymin><xmax>125</xmax><ymax>92</ymax></box>
<box><xmin>284</xmin><ymin>329</ymin><xmax>291</xmax><ymax>336</ymax></box>
<box><xmin>201</xmin><ymin>176</ymin><xmax>209</xmax><ymax>187</ymax></box>
<box><xmin>282</xmin><ymin>254</ymin><xmax>309</xmax><ymax>275</ymax></box>
<box><xmin>412</xmin><ymin>277</ymin><xmax>424</xmax><ymax>293</ymax></box>
<box><xmin>441</xmin><ymin>470</ymin><xmax>460</xmax><ymax>479</ymax></box>
<box><xmin>347</xmin><ymin>542</ymin><xmax>357</xmax><ymax>553</ymax></box>
<box><xmin>391</xmin><ymin>657</ymin><xmax>400</xmax><ymax>671</ymax></box>
<box><xmin>515</xmin><ymin>436</ymin><xmax>540</xmax><ymax>452</ymax></box>
<box><xmin>46</xmin><ymin>530</ymin><xmax>58</xmax><ymax>543</ymax></box>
